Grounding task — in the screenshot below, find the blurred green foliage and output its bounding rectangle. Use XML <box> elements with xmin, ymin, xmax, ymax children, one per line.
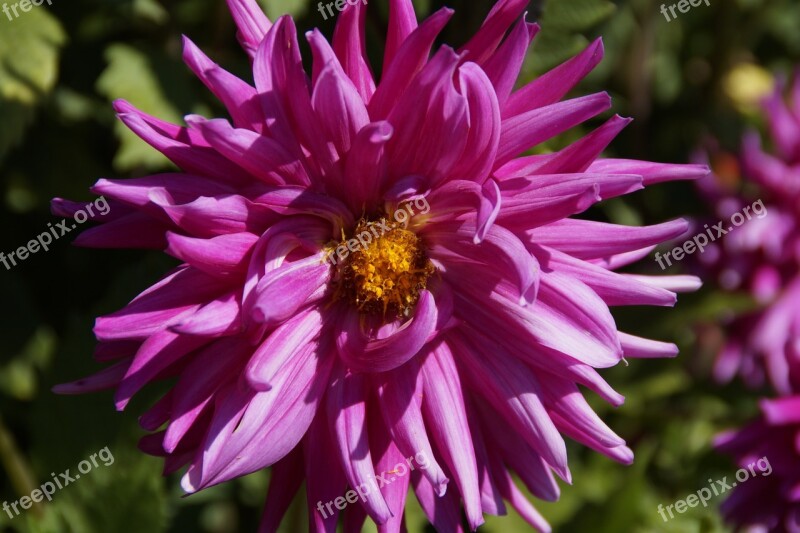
<box><xmin>1</xmin><ymin>0</ymin><xmax>799</xmax><ymax>532</ymax></box>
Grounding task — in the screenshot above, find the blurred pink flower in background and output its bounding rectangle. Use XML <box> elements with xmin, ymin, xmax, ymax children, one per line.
<box><xmin>700</xmin><ymin>72</ymin><xmax>800</xmax><ymax>532</ymax></box>
<box><xmin>716</xmin><ymin>396</ymin><xmax>800</xmax><ymax>532</ymax></box>
<box><xmin>697</xmin><ymin>73</ymin><xmax>800</xmax><ymax>394</ymax></box>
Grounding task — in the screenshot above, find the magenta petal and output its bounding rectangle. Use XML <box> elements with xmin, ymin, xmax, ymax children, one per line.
<box><xmin>303</xmin><ymin>413</ymin><xmax>348</xmax><ymax>533</ymax></box>
<box><xmin>527</xmin><ymin>218</ymin><xmax>691</xmax><ymax>260</ymax></box>
<box><xmin>412</xmin><ymin>470</ymin><xmax>465</xmax><ymax>533</ymax></box>
<box><xmin>497</xmin><ymin>173</ymin><xmax>643</xmax><ymax>230</ymax></box>
<box><xmin>587</xmin><ymin>158</ymin><xmax>710</xmax><ymax>185</ymax></box>
<box><xmin>225</xmin><ymin>0</ymin><xmax>271</xmax><ymax>56</ymax></box>
<box><xmin>113</xmin><ymin>102</ymin><xmax>251</xmax><ymax>185</ymax></box>
<box><xmin>170</xmin><ymin>291</ymin><xmax>242</xmax><ymax>337</ymax></box>
<box><xmin>94</xmin><ymin>266</ymin><xmax>225</xmax><ymax>341</ymax></box>
<box><xmin>182</xmin><ymin>37</ymin><xmax>266</xmax><ymax>132</ymax></box>
<box><xmin>189</xmin><ymin>117</ymin><xmax>310</xmax><ymax>186</ymax></box>
<box><xmin>73</xmin><ymin>212</ymin><xmax>170</xmax><ymax>249</ymax></box>
<box><xmin>619</xmin><ymin>332</ymin><xmax>679</xmax><ymax>359</ymax></box>
<box><xmin>312</xmin><ymin>62</ymin><xmax>370</xmax><ymax>157</ymax></box>
<box><xmin>332</xmin><ymin>3</ymin><xmax>375</xmax><ymax>103</ymax></box>
<box><xmin>494</xmin><ymin>467</ymin><xmax>552</xmax><ymax>533</ymax></box>
<box><xmin>246</xmin><ymin>308</ymin><xmax>324</xmax><ymax>391</ymax></box>
<box><xmin>369</xmin><ymin>8</ymin><xmax>453</xmax><ymax>120</ymax></box>
<box><xmin>477</xmin><ymin>405</ymin><xmax>560</xmax><ymax>502</ymax></box>
<box><xmin>250</xmin><ymin>254</ymin><xmax>330</xmax><ymax>328</ymax></box>
<box><xmin>449</xmin><ymin>63</ymin><xmax>502</xmax><ymax>185</ymax></box>
<box><xmin>164</xmin><ymin>337</ymin><xmax>251</xmax><ymax>452</ymax></box>
<box><xmin>186</xmin><ymin>339</ymin><xmax>333</xmax><ymax>491</ymax></box>
<box><xmin>497</xmin><ymin>93</ymin><xmax>612</xmax><ymax>165</ymax></box>
<box><xmin>368</xmin><ymin>412</ymin><xmax>411</xmax><ymax>533</ymax></box>
<box><xmin>495</xmin><ymin>115</ymin><xmax>633</xmax><ymax>177</ymax></box>
<box><xmin>539</xmin><ymin>377</ymin><xmax>625</xmax><ymax>448</ymax></box>
<box><xmin>534</xmin><ymin>245</ymin><xmax>676</xmax><ymax>307</ymax></box>
<box><xmin>761</xmin><ymin>397</ymin><xmax>800</xmax><ymax>425</ymax></box>
<box><xmin>165</xmin><ymin>231</ymin><xmax>258</xmax><ymax>279</ymax></box>
<box><xmin>421</xmin><ymin>342</ymin><xmax>484</xmax><ymax>530</ymax></box>
<box><xmin>259</xmin><ymin>449</ymin><xmax>304</xmax><ymax>533</ymax></box>
<box><xmin>53</xmin><ymin>360</ymin><xmax>129</xmax><ymax>395</ymax></box>
<box><xmin>385</xmin><ymin>48</ymin><xmax>469</xmax><ymax>186</ymax></box>
<box><xmin>426</xmin><ymin>220</ymin><xmax>539</xmax><ymax>305</ymax></box>
<box><xmin>149</xmin><ymin>192</ymin><xmax>275</xmax><ymax>238</ymax></box>
<box><xmin>505</xmin><ymin>37</ymin><xmax>604</xmax><ymax>118</ymax></box>
<box><xmin>336</xmin><ymin>291</ymin><xmax>437</xmax><ymax>373</ymax></box>
<box><xmin>454</xmin><ymin>334</ymin><xmax>570</xmax><ymax>482</ymax></box>
<box><xmin>343</xmin><ymin>121</ymin><xmax>394</xmax><ymax>210</ymax></box>
<box><xmin>466</xmin><ymin>414</ymin><xmax>507</xmax><ymax>516</ymax></box>
<box><xmin>384</xmin><ymin>0</ymin><xmax>418</xmax><ymax>69</ymax></box>
<box><xmin>459</xmin><ymin>0</ymin><xmax>529</xmax><ymax>65</ymax></box>
<box><xmin>482</xmin><ymin>20</ymin><xmax>539</xmax><ymax>105</ymax></box>
<box><xmin>326</xmin><ymin>366</ymin><xmax>393</xmax><ymax>524</ymax></box>
<box><xmin>92</xmin><ymin>173</ymin><xmax>232</xmax><ymax>212</ymax></box>
<box><xmin>115</xmin><ymin>330</ymin><xmax>209</xmax><ymax>410</ymax></box>
<box><xmin>252</xmin><ymin>187</ymin><xmax>354</xmax><ymax>235</ymax></box>
<box><xmin>376</xmin><ymin>361</ymin><xmax>450</xmax><ymax>496</ymax></box>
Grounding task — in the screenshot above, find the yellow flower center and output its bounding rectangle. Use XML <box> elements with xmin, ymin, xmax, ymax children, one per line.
<box><xmin>332</xmin><ymin>218</ymin><xmax>435</xmax><ymax>318</ymax></box>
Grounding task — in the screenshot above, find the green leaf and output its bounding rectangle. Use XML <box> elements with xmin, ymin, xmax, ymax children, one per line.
<box><xmin>96</xmin><ymin>44</ymin><xmax>183</xmax><ymax>172</ymax></box>
<box><xmin>0</xmin><ymin>8</ymin><xmax>66</xmax><ymax>163</ymax></box>
<box><xmin>525</xmin><ymin>0</ymin><xmax>616</xmax><ymax>75</ymax></box>
<box><xmin>258</xmin><ymin>0</ymin><xmax>308</xmax><ymax>19</ymax></box>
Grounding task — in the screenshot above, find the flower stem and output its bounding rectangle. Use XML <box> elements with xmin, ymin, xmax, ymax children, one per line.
<box><xmin>0</xmin><ymin>412</ymin><xmax>43</xmax><ymax>517</ymax></box>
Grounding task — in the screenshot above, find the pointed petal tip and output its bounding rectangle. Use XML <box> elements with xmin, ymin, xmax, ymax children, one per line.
<box><xmin>180</xmin><ymin>472</ymin><xmax>199</xmax><ymax>494</ymax></box>
<box><xmin>112</xmin><ymin>99</ymin><xmax>133</xmax><ymax>114</ymax></box>
<box><xmin>612</xmin><ymin>113</ymin><xmax>634</xmax><ymax>125</ymax></box>
<box><xmin>617</xmin><ymin>446</ymin><xmax>635</xmax><ymax>465</ymax></box>
<box><xmin>245</xmin><ymin>367</ymin><xmax>275</xmax><ymax>392</ymax></box>
<box><xmin>435</xmin><ymin>477</ymin><xmax>450</xmax><ymax>497</ymax></box>
<box><xmin>591</xmin><ymin>36</ymin><xmax>605</xmax><ymax>55</ymax></box>
<box><xmin>51</xmin><ymin>383</ymin><xmax>77</xmax><ymax>395</ymax></box>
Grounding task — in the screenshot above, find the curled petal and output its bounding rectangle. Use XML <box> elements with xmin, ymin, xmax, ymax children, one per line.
<box><xmin>336</xmin><ymin>291</ymin><xmax>438</xmax><ymax>373</ymax></box>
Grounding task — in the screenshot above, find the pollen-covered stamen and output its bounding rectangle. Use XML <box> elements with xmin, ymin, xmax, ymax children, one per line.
<box><xmin>334</xmin><ymin>218</ymin><xmax>435</xmax><ymax>318</ymax></box>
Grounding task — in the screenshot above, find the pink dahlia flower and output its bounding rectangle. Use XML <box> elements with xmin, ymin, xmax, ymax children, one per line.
<box><xmin>715</xmin><ymin>396</ymin><xmax>800</xmax><ymax>532</ymax></box>
<box><xmin>698</xmin><ymin>74</ymin><xmax>800</xmax><ymax>394</ymax></box>
<box><xmin>54</xmin><ymin>0</ymin><xmax>706</xmax><ymax>530</ymax></box>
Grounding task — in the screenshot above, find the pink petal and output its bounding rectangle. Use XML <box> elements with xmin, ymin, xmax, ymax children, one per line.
<box><xmin>332</xmin><ymin>2</ymin><xmax>375</xmax><ymax>103</ymax></box>
<box><xmin>336</xmin><ymin>291</ymin><xmax>438</xmax><ymax>373</ymax></box>
<box><xmin>326</xmin><ymin>365</ymin><xmax>393</xmax><ymax>524</ymax></box>
<box><xmin>376</xmin><ymin>360</ymin><xmax>450</xmax><ymax>496</ymax></box>
<box><xmin>497</xmin><ymin>93</ymin><xmax>612</xmax><ymax>165</ymax></box>
<box><xmin>384</xmin><ymin>0</ymin><xmax>418</xmax><ymax>70</ymax></box>
<box><xmin>165</xmin><ymin>231</ymin><xmax>259</xmax><ymax>279</ymax></box>
<box><xmin>246</xmin><ymin>308</ymin><xmax>324</xmax><ymax>391</ymax></box>
<box><xmin>225</xmin><ymin>0</ymin><xmax>271</xmax><ymax>57</ymax></box>
<box><xmin>459</xmin><ymin>0</ymin><xmax>529</xmax><ymax>65</ymax></box>
<box><xmin>505</xmin><ymin>37</ymin><xmax>604</xmax><ymax>118</ymax></box>
<box><xmin>482</xmin><ymin>20</ymin><xmax>539</xmax><ymax>105</ymax></box>
<box><xmin>421</xmin><ymin>342</ymin><xmax>484</xmax><ymax>530</ymax></box>
<box><xmin>182</xmin><ymin>36</ymin><xmax>266</xmax><ymax>132</ymax></box>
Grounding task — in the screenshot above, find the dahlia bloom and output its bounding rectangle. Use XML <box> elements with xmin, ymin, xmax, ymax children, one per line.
<box><xmin>715</xmin><ymin>396</ymin><xmax>800</xmax><ymax>532</ymax></box>
<box><xmin>53</xmin><ymin>0</ymin><xmax>706</xmax><ymax>530</ymax></box>
<box><xmin>698</xmin><ymin>73</ymin><xmax>800</xmax><ymax>395</ymax></box>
